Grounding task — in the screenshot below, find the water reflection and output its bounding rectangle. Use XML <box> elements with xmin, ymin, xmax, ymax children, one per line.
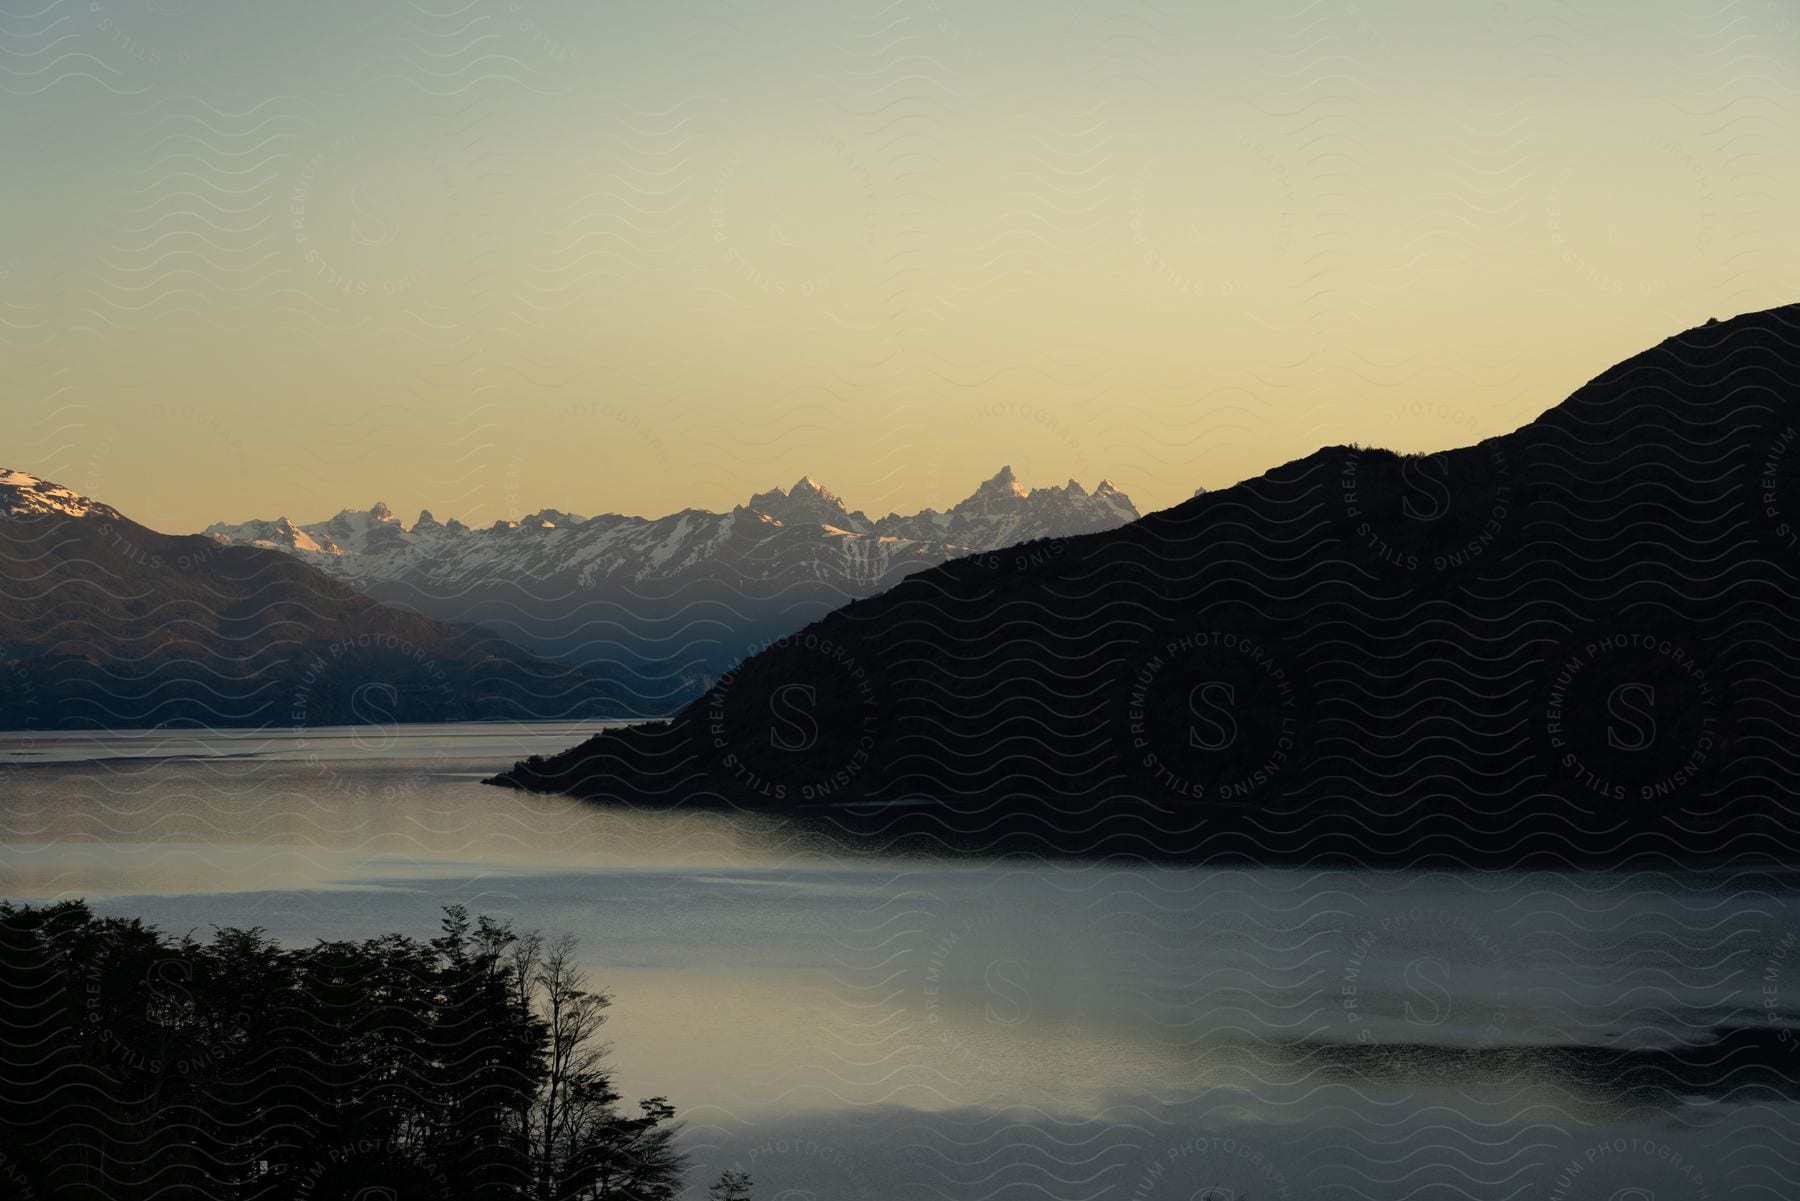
<box><xmin>2</xmin><ymin>725</ymin><xmax>1797</xmax><ymax>1199</ymax></box>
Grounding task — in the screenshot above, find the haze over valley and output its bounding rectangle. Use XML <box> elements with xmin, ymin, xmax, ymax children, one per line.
<box><xmin>6</xmin><ymin>1</ymin><xmax>1800</xmax><ymax>1198</ymax></box>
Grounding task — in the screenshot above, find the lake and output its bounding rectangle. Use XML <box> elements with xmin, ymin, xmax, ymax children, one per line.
<box><xmin>2</xmin><ymin>723</ymin><xmax>1795</xmax><ymax>1200</ymax></box>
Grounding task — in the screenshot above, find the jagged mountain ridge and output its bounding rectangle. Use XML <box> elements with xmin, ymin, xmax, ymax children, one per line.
<box><xmin>204</xmin><ymin>467</ymin><xmax>1137</xmax><ymax>584</ymax></box>
<box><xmin>0</xmin><ymin>471</ymin><xmax>632</xmax><ymax>730</ymax></box>
<box><xmin>489</xmin><ymin>306</ymin><xmax>1800</xmax><ymax>865</ymax></box>
<box><xmin>203</xmin><ymin>469</ymin><xmax>1139</xmax><ymax>710</ymax></box>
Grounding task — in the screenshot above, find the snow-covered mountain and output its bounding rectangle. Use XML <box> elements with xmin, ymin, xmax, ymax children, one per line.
<box><xmin>0</xmin><ymin>470</ymin><xmax>631</xmax><ymax>730</ymax></box>
<box><xmin>0</xmin><ymin>469</ymin><xmax>125</xmax><ymax>523</ymax></box>
<box><xmin>204</xmin><ymin>469</ymin><xmax>1139</xmax><ymax>710</ymax></box>
<box><xmin>205</xmin><ymin>468</ymin><xmax>1136</xmax><ymax>584</ymax></box>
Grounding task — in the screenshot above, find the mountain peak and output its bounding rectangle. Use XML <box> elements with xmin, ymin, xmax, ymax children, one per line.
<box><xmin>743</xmin><ymin>476</ymin><xmax>867</xmax><ymax>531</ymax></box>
<box><xmin>207</xmin><ymin>465</ymin><xmax>1141</xmax><ymax>599</ymax></box>
<box><xmin>522</xmin><ymin>508</ymin><xmax>586</xmax><ymax>528</ymax></box>
<box><xmin>974</xmin><ymin>466</ymin><xmax>1028</xmax><ymax>499</ymax></box>
<box><xmin>1</xmin><ymin>468</ymin><xmax>110</xmax><ymax>522</ymax></box>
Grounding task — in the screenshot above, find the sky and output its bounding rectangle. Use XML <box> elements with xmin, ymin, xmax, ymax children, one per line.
<box><xmin>4</xmin><ymin>0</ymin><xmax>1797</xmax><ymax>533</ymax></box>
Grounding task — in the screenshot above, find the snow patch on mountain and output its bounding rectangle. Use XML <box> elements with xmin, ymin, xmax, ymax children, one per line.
<box><xmin>0</xmin><ymin>469</ymin><xmax>119</xmax><ymax>522</ymax></box>
<box><xmin>202</xmin><ymin>470</ymin><xmax>1141</xmax><ymax>592</ymax></box>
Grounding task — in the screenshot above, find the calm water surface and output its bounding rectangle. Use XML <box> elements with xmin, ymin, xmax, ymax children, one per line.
<box><xmin>2</xmin><ymin>724</ymin><xmax>1796</xmax><ymax>1199</ymax></box>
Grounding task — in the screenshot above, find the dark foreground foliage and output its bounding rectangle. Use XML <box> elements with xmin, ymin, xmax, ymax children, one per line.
<box><xmin>0</xmin><ymin>902</ymin><xmax>711</xmax><ymax>1201</ymax></box>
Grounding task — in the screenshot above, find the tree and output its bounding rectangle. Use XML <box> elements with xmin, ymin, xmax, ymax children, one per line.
<box><xmin>0</xmin><ymin>902</ymin><xmax>688</xmax><ymax>1201</ymax></box>
<box><xmin>512</xmin><ymin>930</ymin><xmax>686</xmax><ymax>1201</ymax></box>
<box><xmin>708</xmin><ymin>1169</ymin><xmax>754</xmax><ymax>1201</ymax></box>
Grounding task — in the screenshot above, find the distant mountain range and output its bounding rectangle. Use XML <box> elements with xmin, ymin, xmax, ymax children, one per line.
<box><xmin>0</xmin><ymin>470</ymin><xmax>628</xmax><ymax>730</ymax></box>
<box><xmin>205</xmin><ymin>469</ymin><xmax>1138</xmax><ymax>710</ymax></box>
<box><xmin>490</xmin><ymin>306</ymin><xmax>1800</xmax><ymax>865</ymax></box>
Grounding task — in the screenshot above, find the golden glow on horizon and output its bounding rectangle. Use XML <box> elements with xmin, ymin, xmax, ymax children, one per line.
<box><xmin>4</xmin><ymin>0</ymin><xmax>1795</xmax><ymax>532</ymax></box>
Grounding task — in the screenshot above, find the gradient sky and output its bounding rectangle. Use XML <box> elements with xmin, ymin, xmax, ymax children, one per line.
<box><xmin>4</xmin><ymin>0</ymin><xmax>1797</xmax><ymax>532</ymax></box>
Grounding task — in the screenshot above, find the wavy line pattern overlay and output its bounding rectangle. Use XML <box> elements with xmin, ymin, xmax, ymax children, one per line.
<box><xmin>6</xmin><ymin>1</ymin><xmax>1800</xmax><ymax>1199</ymax></box>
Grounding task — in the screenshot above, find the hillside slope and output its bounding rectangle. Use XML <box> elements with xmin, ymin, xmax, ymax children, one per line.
<box><xmin>489</xmin><ymin>306</ymin><xmax>1800</xmax><ymax>864</ymax></box>
<box><xmin>0</xmin><ymin>472</ymin><xmax>629</xmax><ymax>730</ymax></box>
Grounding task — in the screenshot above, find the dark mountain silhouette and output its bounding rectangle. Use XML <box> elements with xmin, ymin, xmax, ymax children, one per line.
<box><xmin>0</xmin><ymin>471</ymin><xmax>631</xmax><ymax>730</ymax></box>
<box><xmin>489</xmin><ymin>304</ymin><xmax>1800</xmax><ymax>864</ymax></box>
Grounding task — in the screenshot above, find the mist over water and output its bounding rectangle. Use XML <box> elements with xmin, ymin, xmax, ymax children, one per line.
<box><xmin>2</xmin><ymin>724</ymin><xmax>1794</xmax><ymax>1199</ymax></box>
